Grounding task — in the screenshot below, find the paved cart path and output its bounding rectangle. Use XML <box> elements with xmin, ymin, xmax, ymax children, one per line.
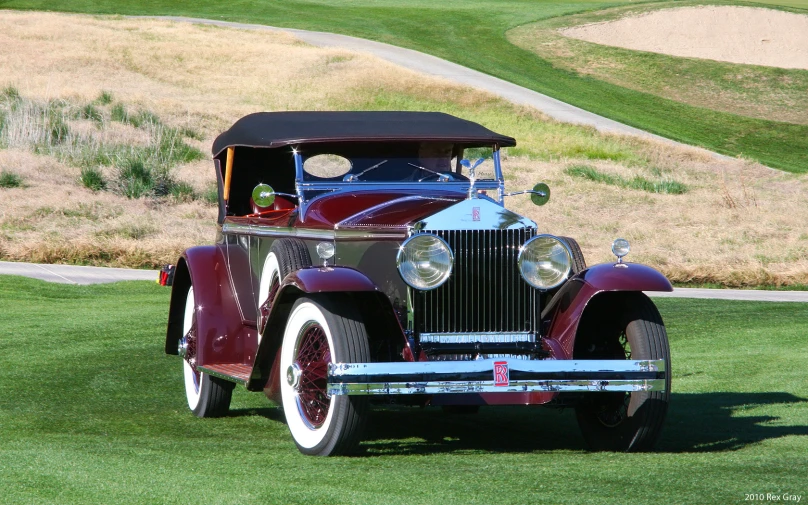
<box><xmin>135</xmin><ymin>15</ymin><xmax>726</xmax><ymax>158</ymax></box>
<box><xmin>2</xmin><ymin>260</ymin><xmax>806</xmax><ymax>302</ymax></box>
<box><xmin>0</xmin><ymin>260</ymin><xmax>158</xmax><ymax>285</ymax></box>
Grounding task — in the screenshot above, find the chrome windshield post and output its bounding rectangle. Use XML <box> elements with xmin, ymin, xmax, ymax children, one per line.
<box><xmin>293</xmin><ymin>148</ymin><xmax>308</xmax><ymax>220</ymax></box>
<box><xmin>493</xmin><ymin>146</ymin><xmax>505</xmax><ymax>205</ymax></box>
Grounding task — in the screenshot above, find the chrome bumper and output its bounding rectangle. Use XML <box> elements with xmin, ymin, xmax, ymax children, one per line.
<box><xmin>327</xmin><ymin>359</ymin><xmax>666</xmax><ymax>396</ymax></box>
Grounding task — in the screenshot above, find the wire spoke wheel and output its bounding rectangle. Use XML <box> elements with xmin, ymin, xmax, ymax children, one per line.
<box><xmin>280</xmin><ymin>296</ymin><xmax>370</xmax><ymax>456</ymax></box>
<box><xmin>294</xmin><ymin>323</ymin><xmax>332</xmax><ymax>428</ymax></box>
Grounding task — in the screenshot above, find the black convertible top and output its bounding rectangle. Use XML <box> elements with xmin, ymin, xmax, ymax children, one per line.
<box><xmin>211</xmin><ymin>111</ymin><xmax>516</xmax><ymax>156</ymax></box>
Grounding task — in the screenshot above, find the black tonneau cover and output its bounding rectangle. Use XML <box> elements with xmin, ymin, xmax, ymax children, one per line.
<box><xmin>211</xmin><ymin>111</ymin><xmax>516</xmax><ymax>156</ymax></box>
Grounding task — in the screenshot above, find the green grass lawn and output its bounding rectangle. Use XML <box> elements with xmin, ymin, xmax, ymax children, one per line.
<box><xmin>0</xmin><ymin>276</ymin><xmax>805</xmax><ymax>504</ymax></box>
<box><xmin>2</xmin><ymin>0</ymin><xmax>808</xmax><ymax>172</ymax></box>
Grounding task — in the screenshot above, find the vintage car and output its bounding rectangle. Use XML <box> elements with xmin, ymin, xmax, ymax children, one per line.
<box><xmin>165</xmin><ymin>111</ymin><xmax>672</xmax><ymax>456</ymax></box>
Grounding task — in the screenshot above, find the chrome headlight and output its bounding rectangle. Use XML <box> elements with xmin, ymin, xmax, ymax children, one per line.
<box><xmin>396</xmin><ymin>234</ymin><xmax>453</xmax><ymax>290</ymax></box>
<box><xmin>517</xmin><ymin>235</ymin><xmax>572</xmax><ymax>290</ymax></box>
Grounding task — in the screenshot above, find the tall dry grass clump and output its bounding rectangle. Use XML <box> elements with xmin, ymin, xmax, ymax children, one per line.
<box><xmin>0</xmin><ymin>11</ymin><xmax>806</xmax><ymax>284</ymax></box>
<box><xmin>0</xmin><ymin>87</ymin><xmax>203</xmax><ymax>199</ymax></box>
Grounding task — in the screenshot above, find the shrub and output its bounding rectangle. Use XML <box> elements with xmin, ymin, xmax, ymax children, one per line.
<box><xmin>202</xmin><ymin>182</ymin><xmax>219</xmax><ymax>205</ymax></box>
<box><xmin>117</xmin><ymin>158</ymin><xmax>155</xmax><ymax>198</ymax></box>
<box><xmin>110</xmin><ymin>103</ymin><xmax>127</xmax><ymax>123</ymax></box>
<box><xmin>180</xmin><ymin>126</ymin><xmax>204</xmax><ymax>141</ymax></box>
<box><xmin>79</xmin><ymin>103</ymin><xmax>104</xmax><ymax>124</ymax></box>
<box><xmin>80</xmin><ymin>166</ymin><xmax>106</xmax><ymax>191</ymax></box>
<box><xmin>0</xmin><ymin>170</ymin><xmax>24</xmax><ymax>188</ymax></box>
<box><xmin>169</xmin><ymin>181</ymin><xmax>197</xmax><ymax>202</ymax></box>
<box><xmin>565</xmin><ymin>164</ymin><xmax>687</xmax><ymax>195</ymax></box>
<box><xmin>1</xmin><ymin>86</ymin><xmax>21</xmax><ymax>103</ymax></box>
<box><xmin>96</xmin><ymin>91</ymin><xmax>113</xmax><ymax>105</ymax></box>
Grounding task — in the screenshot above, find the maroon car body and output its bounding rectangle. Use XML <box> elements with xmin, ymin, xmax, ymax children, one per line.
<box><xmin>166</xmin><ymin>111</ymin><xmax>672</xmax><ymax>455</ymax></box>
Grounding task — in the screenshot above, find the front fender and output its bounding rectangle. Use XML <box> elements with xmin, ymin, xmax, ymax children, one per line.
<box><xmin>577</xmin><ymin>262</ymin><xmax>673</xmax><ymax>292</ymax></box>
<box><xmin>165</xmin><ymin>245</ymin><xmax>255</xmax><ymax>368</ymax></box>
<box><xmin>282</xmin><ymin>266</ymin><xmax>380</xmax><ymax>293</ymax></box>
<box><xmin>542</xmin><ymin>263</ymin><xmax>672</xmax><ymax>359</ymax></box>
<box><xmin>248</xmin><ymin>266</ymin><xmax>407</xmax><ymax>394</ymax></box>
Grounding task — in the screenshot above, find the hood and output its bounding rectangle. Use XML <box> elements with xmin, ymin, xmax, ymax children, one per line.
<box><xmin>300</xmin><ymin>190</ymin><xmax>536</xmax><ymax>232</ymax></box>
<box><xmin>415</xmin><ymin>197</ymin><xmax>536</xmax><ymax>231</ymax></box>
<box><xmin>301</xmin><ymin>190</ymin><xmax>465</xmax><ymax>230</ymax></box>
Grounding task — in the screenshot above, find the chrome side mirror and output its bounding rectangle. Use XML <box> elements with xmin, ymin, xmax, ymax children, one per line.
<box><xmin>503</xmin><ymin>182</ymin><xmax>551</xmax><ymax>206</ymax></box>
<box><xmin>530</xmin><ymin>182</ymin><xmax>550</xmax><ymax>206</ymax></box>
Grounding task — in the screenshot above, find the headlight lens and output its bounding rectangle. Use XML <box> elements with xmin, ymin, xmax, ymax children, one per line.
<box><xmin>396</xmin><ymin>234</ymin><xmax>453</xmax><ymax>290</ymax></box>
<box><xmin>518</xmin><ymin>235</ymin><xmax>572</xmax><ymax>290</ymax></box>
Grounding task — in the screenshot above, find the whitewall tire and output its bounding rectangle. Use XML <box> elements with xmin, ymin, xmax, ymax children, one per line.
<box><xmin>181</xmin><ymin>284</ymin><xmax>234</xmax><ymax>417</ymax></box>
<box><xmin>279</xmin><ymin>296</ymin><xmax>370</xmax><ymax>456</ymax></box>
<box><xmin>258</xmin><ymin>253</ymin><xmax>281</xmax><ymax>343</ymax></box>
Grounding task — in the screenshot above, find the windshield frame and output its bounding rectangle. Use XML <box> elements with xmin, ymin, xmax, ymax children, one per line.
<box><xmin>292</xmin><ymin>144</ymin><xmax>505</xmax><ymax>201</ymax></box>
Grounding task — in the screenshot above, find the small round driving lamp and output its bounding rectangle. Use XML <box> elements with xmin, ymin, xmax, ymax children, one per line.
<box><xmin>517</xmin><ymin>235</ymin><xmax>572</xmax><ymax>290</ymax></box>
<box><xmin>396</xmin><ymin>234</ymin><xmax>454</xmax><ymax>290</ymax></box>
<box><xmin>316</xmin><ymin>242</ymin><xmax>335</xmax><ymax>260</ymax></box>
<box><xmin>612</xmin><ymin>238</ymin><xmax>630</xmax><ymax>263</ymax></box>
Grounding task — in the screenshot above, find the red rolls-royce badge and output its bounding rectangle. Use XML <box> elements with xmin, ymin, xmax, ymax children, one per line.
<box><xmin>494</xmin><ymin>361</ymin><xmax>509</xmax><ymax>386</ymax></box>
<box><xmin>472</xmin><ymin>207</ymin><xmax>480</xmax><ymax>221</ymax></box>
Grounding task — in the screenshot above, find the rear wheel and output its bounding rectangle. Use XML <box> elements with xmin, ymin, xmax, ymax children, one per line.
<box><xmin>181</xmin><ymin>285</ymin><xmax>234</xmax><ymax>417</ymax></box>
<box><xmin>279</xmin><ymin>295</ymin><xmax>370</xmax><ymax>456</ymax></box>
<box><xmin>258</xmin><ymin>239</ymin><xmax>311</xmax><ymax>339</ymax></box>
<box><xmin>574</xmin><ymin>293</ymin><xmax>670</xmax><ymax>451</ymax></box>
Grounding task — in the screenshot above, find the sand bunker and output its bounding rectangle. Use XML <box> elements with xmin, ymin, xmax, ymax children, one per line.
<box><xmin>560</xmin><ymin>6</ymin><xmax>808</xmax><ymax>70</ymax></box>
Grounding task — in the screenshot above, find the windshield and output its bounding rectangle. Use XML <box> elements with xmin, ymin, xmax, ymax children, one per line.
<box><xmin>299</xmin><ymin>143</ymin><xmax>498</xmax><ymax>183</ymax></box>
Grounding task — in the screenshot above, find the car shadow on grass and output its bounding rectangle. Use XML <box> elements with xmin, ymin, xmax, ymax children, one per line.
<box><xmin>228</xmin><ymin>407</ymin><xmax>287</xmax><ymax>423</ymax></box>
<box><xmin>356</xmin><ymin>392</ymin><xmax>808</xmax><ymax>456</ymax></box>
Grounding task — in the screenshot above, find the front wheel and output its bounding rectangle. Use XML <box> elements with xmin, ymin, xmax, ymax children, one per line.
<box><xmin>574</xmin><ymin>293</ymin><xmax>670</xmax><ymax>451</ymax></box>
<box><xmin>279</xmin><ymin>295</ymin><xmax>370</xmax><ymax>456</ymax></box>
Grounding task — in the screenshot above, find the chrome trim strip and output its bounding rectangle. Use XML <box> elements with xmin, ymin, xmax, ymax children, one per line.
<box><xmin>419</xmin><ymin>332</ymin><xmax>535</xmax><ymax>343</ymax></box>
<box><xmin>493</xmin><ymin>148</ymin><xmax>505</xmax><ymax>204</ymax></box>
<box><xmin>328</xmin><ymin>359</ymin><xmax>666</xmax><ymax>395</ymax></box>
<box><xmin>221</xmin><ymin>223</ymin><xmax>406</xmax><ymax>240</ymax></box>
<box><xmin>297</xmin><ymin>181</ymin><xmax>501</xmax><ymax>191</ymax></box>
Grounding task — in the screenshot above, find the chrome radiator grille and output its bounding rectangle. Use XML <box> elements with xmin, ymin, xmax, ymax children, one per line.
<box><xmin>414</xmin><ymin>228</ymin><xmax>539</xmax><ymax>335</ymax></box>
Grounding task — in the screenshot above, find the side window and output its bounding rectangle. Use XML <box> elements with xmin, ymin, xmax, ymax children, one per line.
<box><xmin>304</xmin><ymin>154</ymin><xmax>352</xmax><ymax>179</ymax></box>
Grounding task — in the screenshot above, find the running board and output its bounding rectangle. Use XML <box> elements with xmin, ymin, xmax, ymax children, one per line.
<box><xmin>198</xmin><ymin>363</ymin><xmax>252</xmax><ymax>384</ymax></box>
<box><xmin>327</xmin><ymin>359</ymin><xmax>665</xmax><ymax>396</ymax></box>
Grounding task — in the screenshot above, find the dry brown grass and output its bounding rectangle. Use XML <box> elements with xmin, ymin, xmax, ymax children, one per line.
<box><xmin>0</xmin><ymin>11</ymin><xmax>806</xmax><ymax>285</ymax></box>
<box><xmin>506</xmin><ymin>144</ymin><xmax>808</xmax><ymax>286</ymax></box>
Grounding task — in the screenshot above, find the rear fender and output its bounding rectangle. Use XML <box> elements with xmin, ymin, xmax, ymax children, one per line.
<box><xmin>542</xmin><ymin>263</ymin><xmax>672</xmax><ymax>359</ymax></box>
<box><xmin>165</xmin><ymin>245</ymin><xmax>256</xmax><ymax>367</ymax></box>
<box><xmin>249</xmin><ymin>266</ymin><xmax>409</xmax><ymax>395</ymax></box>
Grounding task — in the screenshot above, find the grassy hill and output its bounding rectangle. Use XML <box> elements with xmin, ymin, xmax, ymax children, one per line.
<box><xmin>0</xmin><ymin>12</ymin><xmax>806</xmax><ymax>286</ymax></box>
<box><xmin>2</xmin><ymin>0</ymin><xmax>808</xmax><ymax>172</ymax></box>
